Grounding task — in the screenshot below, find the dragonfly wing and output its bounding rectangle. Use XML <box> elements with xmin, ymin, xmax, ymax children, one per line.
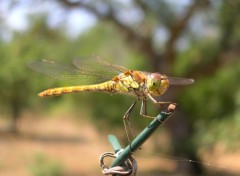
<box><xmin>73</xmin><ymin>56</ymin><xmax>127</xmax><ymax>75</ymax></box>
<box><xmin>28</xmin><ymin>59</ymin><xmax>116</xmax><ymax>85</ymax></box>
<box><xmin>168</xmin><ymin>77</ymin><xmax>194</xmax><ymax>85</ymax></box>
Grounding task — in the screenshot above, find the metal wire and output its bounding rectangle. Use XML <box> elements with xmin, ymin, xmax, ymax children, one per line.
<box><xmin>99</xmin><ymin>149</ymin><xmax>137</xmax><ymax>176</ymax></box>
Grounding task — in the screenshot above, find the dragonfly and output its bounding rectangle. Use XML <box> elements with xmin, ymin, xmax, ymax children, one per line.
<box><xmin>29</xmin><ymin>57</ymin><xmax>194</xmax><ymax>139</ymax></box>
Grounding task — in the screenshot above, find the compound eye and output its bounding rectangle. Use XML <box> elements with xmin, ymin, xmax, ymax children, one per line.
<box><xmin>151</xmin><ymin>73</ymin><xmax>162</xmax><ymax>80</ymax></box>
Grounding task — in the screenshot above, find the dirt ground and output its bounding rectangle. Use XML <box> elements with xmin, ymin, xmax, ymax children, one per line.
<box><xmin>0</xmin><ymin>113</ymin><xmax>240</xmax><ymax>176</ymax></box>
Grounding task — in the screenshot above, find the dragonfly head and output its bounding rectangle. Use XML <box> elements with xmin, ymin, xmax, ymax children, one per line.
<box><xmin>146</xmin><ymin>73</ymin><xmax>169</xmax><ymax>96</ymax></box>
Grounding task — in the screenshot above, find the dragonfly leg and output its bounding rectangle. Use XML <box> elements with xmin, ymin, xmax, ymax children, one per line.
<box><xmin>123</xmin><ymin>100</ymin><xmax>138</xmax><ymax>119</ymax></box>
<box><xmin>140</xmin><ymin>99</ymin><xmax>155</xmax><ymax>119</ymax></box>
<box><xmin>123</xmin><ymin>100</ymin><xmax>138</xmax><ymax>143</ymax></box>
<box><xmin>147</xmin><ymin>93</ymin><xmax>172</xmax><ymax>105</ymax></box>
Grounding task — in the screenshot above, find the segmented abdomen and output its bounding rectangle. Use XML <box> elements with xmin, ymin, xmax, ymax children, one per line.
<box><xmin>38</xmin><ymin>81</ymin><xmax>116</xmax><ymax>97</ymax></box>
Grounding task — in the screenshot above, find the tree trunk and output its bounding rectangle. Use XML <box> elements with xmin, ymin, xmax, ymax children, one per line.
<box><xmin>10</xmin><ymin>101</ymin><xmax>20</xmax><ymax>134</ymax></box>
<box><xmin>166</xmin><ymin>107</ymin><xmax>205</xmax><ymax>175</ymax></box>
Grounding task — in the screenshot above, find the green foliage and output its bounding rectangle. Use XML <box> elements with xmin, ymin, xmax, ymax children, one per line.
<box><xmin>0</xmin><ymin>16</ymin><xmax>75</xmax><ymax>119</ymax></box>
<box><xmin>180</xmin><ymin>61</ymin><xmax>240</xmax><ymax>118</ymax></box>
<box><xmin>174</xmin><ymin>14</ymin><xmax>240</xmax><ymax>148</ymax></box>
<box><xmin>218</xmin><ymin>0</ymin><xmax>240</xmax><ymax>48</ymax></box>
<box><xmin>1</xmin><ymin>0</ymin><xmax>240</xmax><ymax>151</ymax></box>
<box><xmin>178</xmin><ymin>58</ymin><xmax>240</xmax><ymax>148</ymax></box>
<box><xmin>71</xmin><ymin>22</ymin><xmax>146</xmax><ymax>67</ymax></box>
<box><xmin>173</xmin><ymin>39</ymin><xmax>220</xmax><ymax>76</ymax></box>
<box><xmin>171</xmin><ymin>1</ymin><xmax>240</xmax><ymax>148</ymax></box>
<box><xmin>29</xmin><ymin>153</ymin><xmax>65</xmax><ymax>176</ymax></box>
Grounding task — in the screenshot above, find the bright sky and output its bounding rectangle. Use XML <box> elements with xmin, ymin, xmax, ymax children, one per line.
<box><xmin>1</xmin><ymin>0</ymin><xmax>192</xmax><ymax>37</ymax></box>
<box><xmin>1</xmin><ymin>0</ymin><xmax>97</xmax><ymax>38</ymax></box>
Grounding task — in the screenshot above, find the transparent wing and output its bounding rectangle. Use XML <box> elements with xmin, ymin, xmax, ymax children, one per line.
<box><xmin>168</xmin><ymin>77</ymin><xmax>194</xmax><ymax>85</ymax></box>
<box><xmin>28</xmin><ymin>58</ymin><xmax>127</xmax><ymax>86</ymax></box>
<box><xmin>73</xmin><ymin>56</ymin><xmax>127</xmax><ymax>74</ymax></box>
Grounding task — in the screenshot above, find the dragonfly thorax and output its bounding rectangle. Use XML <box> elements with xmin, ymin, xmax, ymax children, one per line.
<box><xmin>146</xmin><ymin>73</ymin><xmax>169</xmax><ymax>96</ymax></box>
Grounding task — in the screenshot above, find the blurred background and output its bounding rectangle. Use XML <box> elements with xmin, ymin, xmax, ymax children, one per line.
<box><xmin>0</xmin><ymin>0</ymin><xmax>240</xmax><ymax>175</ymax></box>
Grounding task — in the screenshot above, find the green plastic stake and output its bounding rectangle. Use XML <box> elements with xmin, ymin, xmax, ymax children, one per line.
<box><xmin>108</xmin><ymin>134</ymin><xmax>122</xmax><ymax>153</ymax></box>
<box><xmin>109</xmin><ymin>104</ymin><xmax>176</xmax><ymax>167</ymax></box>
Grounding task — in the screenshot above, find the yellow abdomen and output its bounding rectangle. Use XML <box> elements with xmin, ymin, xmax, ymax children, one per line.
<box><xmin>38</xmin><ymin>81</ymin><xmax>115</xmax><ymax>97</ymax></box>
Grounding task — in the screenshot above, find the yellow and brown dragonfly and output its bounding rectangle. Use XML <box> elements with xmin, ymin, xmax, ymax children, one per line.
<box><xmin>29</xmin><ymin>57</ymin><xmax>194</xmax><ymax>135</ymax></box>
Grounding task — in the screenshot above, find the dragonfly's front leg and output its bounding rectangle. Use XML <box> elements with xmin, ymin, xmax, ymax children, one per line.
<box><xmin>140</xmin><ymin>99</ymin><xmax>155</xmax><ymax>119</ymax></box>
<box><xmin>140</xmin><ymin>95</ymin><xmax>173</xmax><ymax>119</ymax></box>
<box><xmin>147</xmin><ymin>93</ymin><xmax>172</xmax><ymax>105</ymax></box>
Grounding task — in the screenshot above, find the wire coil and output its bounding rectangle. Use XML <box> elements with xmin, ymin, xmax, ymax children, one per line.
<box><xmin>99</xmin><ymin>150</ymin><xmax>137</xmax><ymax>176</ymax></box>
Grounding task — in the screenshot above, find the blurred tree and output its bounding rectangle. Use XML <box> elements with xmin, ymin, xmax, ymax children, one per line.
<box><xmin>0</xmin><ymin>16</ymin><xmax>70</xmax><ymax>133</ymax></box>
<box><xmin>55</xmin><ymin>0</ymin><xmax>239</xmax><ymax>175</ymax></box>
<box><xmin>55</xmin><ymin>0</ymin><xmax>210</xmax><ymax>175</ymax></box>
<box><xmin>1</xmin><ymin>0</ymin><xmax>240</xmax><ymax>175</ymax></box>
<box><xmin>176</xmin><ymin>0</ymin><xmax>240</xmax><ymax>149</ymax></box>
